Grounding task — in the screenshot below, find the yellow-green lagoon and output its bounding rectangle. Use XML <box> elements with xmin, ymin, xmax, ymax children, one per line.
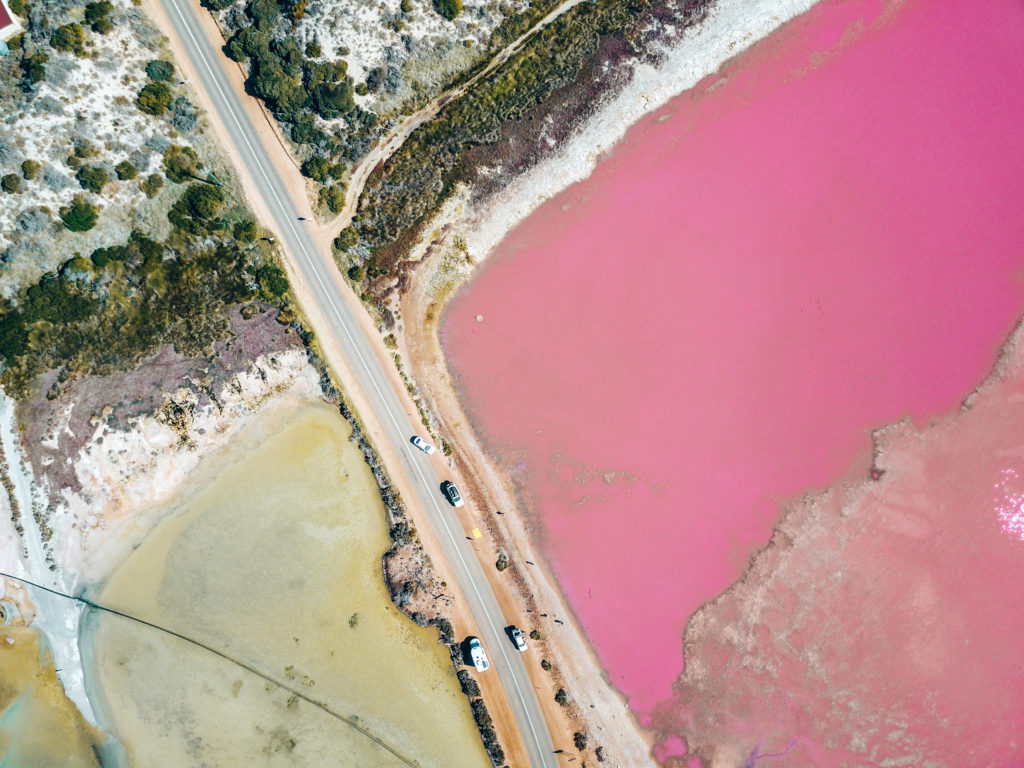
<box><xmin>84</xmin><ymin>401</ymin><xmax>488</xmax><ymax>767</ymax></box>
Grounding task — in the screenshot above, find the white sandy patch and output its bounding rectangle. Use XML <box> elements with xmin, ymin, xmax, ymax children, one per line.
<box><xmin>0</xmin><ymin>0</ymin><xmax>199</xmax><ymax>295</ymax></box>
<box><xmin>455</xmin><ymin>0</ymin><xmax>820</xmax><ymax>263</ymax></box>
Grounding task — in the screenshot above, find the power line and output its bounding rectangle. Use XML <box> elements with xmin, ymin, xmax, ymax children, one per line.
<box><xmin>0</xmin><ymin>570</ymin><xmax>419</xmax><ymax>768</ymax></box>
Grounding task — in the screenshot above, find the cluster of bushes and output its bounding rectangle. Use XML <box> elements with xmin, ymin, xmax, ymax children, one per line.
<box><xmin>350</xmin><ymin>0</ymin><xmax>683</xmax><ymax>284</ymax></box>
<box><xmin>0</xmin><ymin>171</ymin><xmax>287</xmax><ymax>394</ymax></box>
<box><xmin>211</xmin><ymin>0</ymin><xmax>377</xmax><ymax>210</ymax></box>
<box><xmin>469</xmin><ymin>698</ymin><xmax>505</xmax><ymax>766</ymax></box>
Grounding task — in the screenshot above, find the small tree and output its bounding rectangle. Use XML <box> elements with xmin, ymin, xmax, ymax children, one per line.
<box><xmin>84</xmin><ymin>1</ymin><xmax>114</xmax><ymax>34</ymax></box>
<box><xmin>334</xmin><ymin>226</ymin><xmax>358</xmax><ymax>251</ymax></box>
<box><xmin>21</xmin><ymin>160</ymin><xmax>41</xmax><ymax>180</ymax></box>
<box><xmin>554</xmin><ymin>688</ymin><xmax>568</xmax><ymax>706</ymax></box>
<box><xmin>574</xmin><ymin>732</ymin><xmax>588</xmax><ymax>751</ymax></box>
<box><xmin>50</xmin><ymin>23</ymin><xmax>86</xmax><ymax>56</ymax></box>
<box><xmin>347</xmin><ymin>265</ymin><xmax>364</xmax><ymax>282</ymax></box>
<box><xmin>540</xmin><ymin>659</ymin><xmax>552</xmax><ymax>671</ymax></box>
<box><xmin>434</xmin><ymin>0</ymin><xmax>461</xmax><ymax>20</ymax></box>
<box><xmin>233</xmin><ymin>219</ymin><xmax>258</xmax><ymax>243</ymax></box>
<box><xmin>301</xmin><ymin>156</ymin><xmax>329</xmax><ymax>182</ymax></box>
<box><xmin>76</xmin><ymin>165</ymin><xmax>109</xmax><ymax>194</ymax></box>
<box><xmin>2</xmin><ymin>174</ymin><xmax>22</xmax><ymax>194</ymax></box>
<box><xmin>495</xmin><ymin>551</ymin><xmax>509</xmax><ymax>571</ymax></box>
<box><xmin>115</xmin><ymin>161</ymin><xmax>138</xmax><ymax>180</ymax></box>
<box><xmin>60</xmin><ymin>195</ymin><xmax>100</xmax><ymax>232</ymax></box>
<box><xmin>162</xmin><ymin>145</ymin><xmax>199</xmax><ymax>182</ymax></box>
<box><xmin>140</xmin><ymin>173</ymin><xmax>164</xmax><ymax>198</ymax></box>
<box><xmin>146</xmin><ymin>59</ymin><xmax>175</xmax><ymax>82</ymax></box>
<box><xmin>23</xmin><ymin>52</ymin><xmax>49</xmax><ymax>85</ymax></box>
<box><xmin>529</xmin><ymin>628</ymin><xmax>541</xmax><ymax>641</ymax></box>
<box><xmin>136</xmin><ymin>82</ymin><xmax>173</xmax><ymax>116</ymax></box>
<box><xmin>318</xmin><ymin>184</ymin><xmax>344</xmax><ymax>214</ymax></box>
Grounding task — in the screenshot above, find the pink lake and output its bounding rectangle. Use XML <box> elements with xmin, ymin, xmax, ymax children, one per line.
<box><xmin>443</xmin><ymin>0</ymin><xmax>1024</xmax><ymax>723</ymax></box>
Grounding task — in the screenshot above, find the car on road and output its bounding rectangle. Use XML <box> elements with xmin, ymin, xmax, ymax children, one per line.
<box><xmin>410</xmin><ymin>435</ymin><xmax>436</xmax><ymax>454</ymax></box>
<box><xmin>468</xmin><ymin>637</ymin><xmax>490</xmax><ymax>672</ymax></box>
<box><xmin>508</xmin><ymin>625</ymin><xmax>528</xmax><ymax>652</ymax></box>
<box><xmin>441</xmin><ymin>480</ymin><xmax>464</xmax><ymax>507</ymax></box>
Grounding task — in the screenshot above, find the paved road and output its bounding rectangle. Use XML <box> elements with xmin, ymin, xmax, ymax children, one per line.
<box><xmin>158</xmin><ymin>0</ymin><xmax>558</xmax><ymax>765</ymax></box>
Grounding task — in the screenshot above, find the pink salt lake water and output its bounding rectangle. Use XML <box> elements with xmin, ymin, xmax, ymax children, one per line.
<box><xmin>443</xmin><ymin>0</ymin><xmax>1024</xmax><ymax>742</ymax></box>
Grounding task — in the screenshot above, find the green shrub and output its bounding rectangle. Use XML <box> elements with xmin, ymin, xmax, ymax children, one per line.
<box><xmin>233</xmin><ymin>219</ymin><xmax>259</xmax><ymax>243</ymax></box>
<box><xmin>554</xmin><ymin>688</ymin><xmax>568</xmax><ymax>706</ymax></box>
<box><xmin>354</xmin><ymin>82</ymin><xmax>368</xmax><ymax>96</ymax></box>
<box><xmin>2</xmin><ymin>175</ymin><xmax>22</xmax><ymax>194</ymax></box>
<box><xmin>21</xmin><ymin>160</ymin><xmax>41</xmax><ymax>180</ymax></box>
<box><xmin>200</xmin><ymin>0</ymin><xmax>234</xmax><ymax>10</ymax></box>
<box><xmin>301</xmin><ymin>156</ymin><xmax>329</xmax><ymax>182</ymax></box>
<box><xmin>76</xmin><ymin>165</ymin><xmax>109</xmax><ymax>194</ymax></box>
<box><xmin>334</xmin><ymin>226</ymin><xmax>358</xmax><ymax>251</ymax></box>
<box><xmin>140</xmin><ymin>173</ymin><xmax>164</xmax><ymax>198</ymax></box>
<box><xmin>163</xmin><ymin>145</ymin><xmax>199</xmax><ymax>183</ymax></box>
<box><xmin>529</xmin><ymin>628</ymin><xmax>541</xmax><ymax>641</ymax></box>
<box><xmin>115</xmin><ymin>160</ymin><xmax>138</xmax><ymax>180</ymax></box>
<box><xmin>136</xmin><ymin>82</ymin><xmax>173</xmax><ymax>116</ymax></box>
<box><xmin>255</xmin><ymin>263</ymin><xmax>288</xmax><ymax>298</ymax></box>
<box><xmin>400</xmin><ymin>0</ymin><xmax>412</xmax><ymax>12</ymax></box>
<box><xmin>328</xmin><ymin>163</ymin><xmax>346</xmax><ymax>181</ymax></box>
<box><xmin>8</xmin><ymin>0</ymin><xmax>25</xmax><ymax>15</ymax></box>
<box><xmin>318</xmin><ymin>184</ymin><xmax>344</xmax><ymax>214</ymax></box>
<box><xmin>66</xmin><ymin>155</ymin><xmax>83</xmax><ymax>170</ymax></box>
<box><xmin>59</xmin><ymin>195</ymin><xmax>100</xmax><ymax>232</ymax></box>
<box><xmin>540</xmin><ymin>658</ymin><xmax>552</xmax><ymax>671</ymax></box>
<box><xmin>168</xmin><ymin>183</ymin><xmax>225</xmax><ymax>233</ymax></box>
<box><xmin>50</xmin><ymin>23</ymin><xmax>86</xmax><ymax>56</ymax></box>
<box><xmin>145</xmin><ymin>59</ymin><xmax>175</xmax><ymax>82</ymax></box>
<box><xmin>73</xmin><ymin>139</ymin><xmax>97</xmax><ymax>159</ymax></box>
<box><xmin>22</xmin><ymin>52</ymin><xmax>48</xmax><ymax>85</ymax></box>
<box><xmin>249</xmin><ymin>0</ymin><xmax>280</xmax><ymax>26</ymax></box>
<box><xmin>574</xmin><ymin>732</ymin><xmax>588</xmax><ymax>751</ymax></box>
<box><xmin>84</xmin><ymin>1</ymin><xmax>114</xmax><ymax>34</ymax></box>
<box><xmin>434</xmin><ymin>0</ymin><xmax>461</xmax><ymax>20</ymax></box>
<box><xmin>304</xmin><ymin>40</ymin><xmax>321</xmax><ymax>57</ymax></box>
<box><xmin>347</xmin><ymin>265</ymin><xmax>364</xmax><ymax>282</ymax></box>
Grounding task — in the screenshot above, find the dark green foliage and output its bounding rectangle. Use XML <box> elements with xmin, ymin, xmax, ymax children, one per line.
<box><xmin>7</xmin><ymin>32</ymin><xmax>24</xmax><ymax>50</ymax></box>
<box><xmin>554</xmin><ymin>688</ymin><xmax>568</xmax><ymax>705</ymax></box>
<box><xmin>254</xmin><ymin>264</ymin><xmax>288</xmax><ymax>299</ymax></box>
<box><xmin>73</xmin><ymin>139</ymin><xmax>97</xmax><ymax>159</ymax></box>
<box><xmin>470</xmin><ymin>699</ymin><xmax>504</xmax><ymax>766</ymax></box>
<box><xmin>200</xmin><ymin>0</ymin><xmax>234</xmax><ymax>10</ymax></box>
<box><xmin>162</xmin><ymin>145</ymin><xmax>199</xmax><ymax>183</ymax></box>
<box><xmin>22</xmin><ymin>51</ymin><xmax>48</xmax><ymax>85</ymax></box>
<box><xmin>136</xmin><ymin>81</ymin><xmax>173</xmax><ymax>115</ymax></box>
<box><xmin>400</xmin><ymin>0</ymin><xmax>412</xmax><ymax>12</ymax></box>
<box><xmin>167</xmin><ymin>183</ymin><xmax>225</xmax><ymax>234</ymax></box>
<box><xmin>145</xmin><ymin>59</ymin><xmax>175</xmax><ymax>82</ymax></box>
<box><xmin>225</xmin><ymin>25</ymin><xmax>269</xmax><ymax>62</ymax></box>
<box><xmin>310</xmin><ymin>80</ymin><xmax>354</xmax><ymax>119</ymax></box>
<box><xmin>334</xmin><ymin>226</ymin><xmax>358</xmax><ymax>251</ymax></box>
<box><xmin>529</xmin><ymin>628</ymin><xmax>541</xmax><ymax>640</ymax></box>
<box><xmin>328</xmin><ymin>163</ymin><xmax>346</xmax><ymax>181</ymax></box>
<box><xmin>354</xmin><ymin>81</ymin><xmax>368</xmax><ymax>96</ymax></box>
<box><xmin>318</xmin><ymin>185</ymin><xmax>345</xmax><ymax>214</ymax></box>
<box><xmin>290</xmin><ymin>116</ymin><xmax>327</xmax><ymax>146</ymax></box>
<box><xmin>233</xmin><ymin>219</ymin><xmax>258</xmax><ymax>243</ymax></box>
<box><xmin>66</xmin><ymin>155</ymin><xmax>82</xmax><ymax>170</ymax></box>
<box><xmin>1</xmin><ymin>174</ymin><xmax>22</xmax><ymax>194</ymax></box>
<box><xmin>115</xmin><ymin>160</ymin><xmax>138</xmax><ymax>180</ymax></box>
<box><xmin>346</xmin><ymin>265</ymin><xmax>364</xmax><ymax>282</ymax></box>
<box><xmin>59</xmin><ymin>195</ymin><xmax>99</xmax><ymax>232</ymax></box>
<box><xmin>249</xmin><ymin>0</ymin><xmax>279</xmax><ymax>27</ymax></box>
<box><xmin>8</xmin><ymin>0</ymin><xmax>26</xmax><ymax>15</ymax></box>
<box><xmin>540</xmin><ymin>658</ymin><xmax>552</xmax><ymax>671</ymax></box>
<box><xmin>304</xmin><ymin>40</ymin><xmax>321</xmax><ymax>58</ymax></box>
<box><xmin>456</xmin><ymin>670</ymin><xmax>480</xmax><ymax>698</ymax></box>
<box><xmin>21</xmin><ymin>160</ymin><xmax>41</xmax><ymax>180</ymax></box>
<box><xmin>50</xmin><ymin>23</ymin><xmax>86</xmax><ymax>56</ymax></box>
<box><xmin>0</xmin><ymin>221</ymin><xmax>261</xmax><ymax>393</ymax></box>
<box><xmin>301</xmin><ymin>156</ymin><xmax>329</xmax><ymax>182</ymax></box>
<box><xmin>76</xmin><ymin>165</ymin><xmax>109</xmax><ymax>194</ymax></box>
<box><xmin>140</xmin><ymin>173</ymin><xmax>164</xmax><ymax>198</ymax></box>
<box><xmin>434</xmin><ymin>0</ymin><xmax>461</xmax><ymax>20</ymax></box>
<box><xmin>574</xmin><ymin>732</ymin><xmax>588</xmax><ymax>751</ymax></box>
<box><xmin>84</xmin><ymin>1</ymin><xmax>114</xmax><ymax>34</ymax></box>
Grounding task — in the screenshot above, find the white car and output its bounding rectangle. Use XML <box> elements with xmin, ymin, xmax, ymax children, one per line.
<box><xmin>469</xmin><ymin>637</ymin><xmax>490</xmax><ymax>672</ymax></box>
<box><xmin>442</xmin><ymin>481</ymin><xmax>464</xmax><ymax>508</ymax></box>
<box><xmin>410</xmin><ymin>435</ymin><xmax>436</xmax><ymax>454</ymax></box>
<box><xmin>508</xmin><ymin>626</ymin><xmax>528</xmax><ymax>652</ymax></box>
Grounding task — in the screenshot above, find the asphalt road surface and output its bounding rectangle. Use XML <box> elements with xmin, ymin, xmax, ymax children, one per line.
<box><xmin>158</xmin><ymin>0</ymin><xmax>559</xmax><ymax>764</ymax></box>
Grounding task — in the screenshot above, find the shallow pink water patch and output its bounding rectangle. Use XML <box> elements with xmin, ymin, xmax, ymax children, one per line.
<box><xmin>442</xmin><ymin>0</ymin><xmax>1024</xmax><ymax>719</ymax></box>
